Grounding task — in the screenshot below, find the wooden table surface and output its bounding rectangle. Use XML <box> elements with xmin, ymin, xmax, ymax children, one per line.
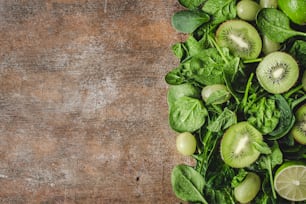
<box><xmin>0</xmin><ymin>0</ymin><xmax>193</xmax><ymax>203</ymax></box>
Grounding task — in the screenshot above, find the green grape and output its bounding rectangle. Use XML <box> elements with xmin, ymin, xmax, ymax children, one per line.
<box><xmin>176</xmin><ymin>132</ymin><xmax>197</xmax><ymax>156</ymax></box>
<box><xmin>234</xmin><ymin>172</ymin><xmax>261</xmax><ymax>203</ymax></box>
<box><xmin>237</xmin><ymin>0</ymin><xmax>261</xmax><ymax>21</ymax></box>
<box><xmin>262</xmin><ymin>35</ymin><xmax>281</xmax><ymax>55</ymax></box>
<box><xmin>201</xmin><ymin>84</ymin><xmax>231</xmax><ymax>105</ymax></box>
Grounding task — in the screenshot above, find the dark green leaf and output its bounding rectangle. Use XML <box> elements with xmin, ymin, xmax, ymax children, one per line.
<box><xmin>207</xmin><ymin>108</ymin><xmax>237</xmax><ymax>132</ymax></box>
<box><xmin>172</xmin><ymin>10</ymin><xmax>210</xmax><ymax>33</ymax></box>
<box><xmin>178</xmin><ymin>0</ymin><xmax>205</xmax><ymax>9</ymax></box>
<box><xmin>256</xmin><ymin>8</ymin><xmax>306</xmax><ymax>43</ymax></box>
<box><xmin>289</xmin><ymin>40</ymin><xmax>306</xmax><ymax>69</ymax></box>
<box><xmin>171</xmin><ymin>164</ymin><xmax>208</xmax><ymax>203</ymax></box>
<box><xmin>167</xmin><ymin>83</ymin><xmax>201</xmax><ymax>106</ymax></box>
<box><xmin>202</xmin><ymin>0</ymin><xmax>236</xmax><ymax>25</ymax></box>
<box><xmin>169</xmin><ymin>96</ymin><xmax>208</xmax><ymax>132</ymax></box>
<box><xmin>267</xmin><ymin>95</ymin><xmax>295</xmax><ymax>140</ymax></box>
<box><xmin>231</xmin><ymin>169</ymin><xmax>247</xmax><ymax>188</ymax></box>
<box><xmin>165</xmin><ymin>66</ymin><xmax>186</xmax><ymax>85</ymax></box>
<box><xmin>252</xmin><ymin>141</ymin><xmax>272</xmax><ymax>154</ymax></box>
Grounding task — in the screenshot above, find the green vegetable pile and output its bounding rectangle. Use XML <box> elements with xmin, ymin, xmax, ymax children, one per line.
<box><xmin>165</xmin><ymin>0</ymin><xmax>306</xmax><ymax>203</ymax></box>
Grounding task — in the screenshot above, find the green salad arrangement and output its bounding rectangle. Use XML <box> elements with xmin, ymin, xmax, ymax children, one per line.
<box><xmin>165</xmin><ymin>0</ymin><xmax>306</xmax><ymax>203</ymax></box>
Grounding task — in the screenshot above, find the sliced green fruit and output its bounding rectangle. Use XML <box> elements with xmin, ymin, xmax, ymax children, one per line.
<box><xmin>220</xmin><ymin>122</ymin><xmax>263</xmax><ymax>168</ymax></box>
<box><xmin>291</xmin><ymin>104</ymin><xmax>306</xmax><ymax>144</ymax></box>
<box><xmin>278</xmin><ymin>0</ymin><xmax>306</xmax><ymax>25</ymax></box>
<box><xmin>274</xmin><ymin>161</ymin><xmax>306</xmax><ymax>201</ymax></box>
<box><xmin>216</xmin><ymin>20</ymin><xmax>262</xmax><ymax>60</ymax></box>
<box><xmin>256</xmin><ymin>52</ymin><xmax>299</xmax><ymax>94</ymax></box>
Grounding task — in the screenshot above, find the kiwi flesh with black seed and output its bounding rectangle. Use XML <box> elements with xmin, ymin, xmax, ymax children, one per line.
<box><xmin>256</xmin><ymin>52</ymin><xmax>299</xmax><ymax>94</ymax></box>
<box><xmin>291</xmin><ymin>104</ymin><xmax>306</xmax><ymax>145</ymax></box>
<box><xmin>216</xmin><ymin>20</ymin><xmax>262</xmax><ymax>60</ymax></box>
<box><xmin>220</xmin><ymin>122</ymin><xmax>263</xmax><ymax>168</ymax></box>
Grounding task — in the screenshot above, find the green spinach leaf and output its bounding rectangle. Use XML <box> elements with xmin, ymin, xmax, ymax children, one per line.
<box><xmin>178</xmin><ymin>0</ymin><xmax>205</xmax><ymax>9</ymax></box>
<box><xmin>202</xmin><ymin>0</ymin><xmax>236</xmax><ymax>25</ymax></box>
<box><xmin>169</xmin><ymin>96</ymin><xmax>208</xmax><ymax>132</ymax></box>
<box><xmin>246</xmin><ymin>97</ymin><xmax>281</xmax><ymax>135</ymax></box>
<box><xmin>207</xmin><ymin>108</ymin><xmax>237</xmax><ymax>132</ymax></box>
<box><xmin>256</xmin><ymin>8</ymin><xmax>306</xmax><ymax>43</ymax></box>
<box><xmin>289</xmin><ymin>40</ymin><xmax>306</xmax><ymax>69</ymax></box>
<box><xmin>167</xmin><ymin>83</ymin><xmax>201</xmax><ymax>106</ymax></box>
<box><xmin>172</xmin><ymin>10</ymin><xmax>210</xmax><ymax>33</ymax></box>
<box><xmin>257</xmin><ymin>141</ymin><xmax>283</xmax><ymax>199</ymax></box>
<box><xmin>268</xmin><ymin>95</ymin><xmax>295</xmax><ymax>140</ymax></box>
<box><xmin>171</xmin><ymin>164</ymin><xmax>208</xmax><ymax>203</ymax></box>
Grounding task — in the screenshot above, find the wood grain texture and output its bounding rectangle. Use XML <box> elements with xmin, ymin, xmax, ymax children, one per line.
<box><xmin>0</xmin><ymin>0</ymin><xmax>192</xmax><ymax>203</ymax></box>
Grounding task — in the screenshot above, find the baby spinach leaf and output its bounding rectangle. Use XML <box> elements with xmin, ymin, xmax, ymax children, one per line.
<box><xmin>257</xmin><ymin>141</ymin><xmax>283</xmax><ymax>199</ymax></box>
<box><xmin>267</xmin><ymin>95</ymin><xmax>295</xmax><ymax>140</ymax></box>
<box><xmin>231</xmin><ymin>169</ymin><xmax>247</xmax><ymax>188</ymax></box>
<box><xmin>246</xmin><ymin>97</ymin><xmax>281</xmax><ymax>135</ymax></box>
<box><xmin>202</xmin><ymin>0</ymin><xmax>236</xmax><ymax>25</ymax></box>
<box><xmin>167</xmin><ymin>83</ymin><xmax>201</xmax><ymax>106</ymax></box>
<box><xmin>172</xmin><ymin>10</ymin><xmax>210</xmax><ymax>33</ymax></box>
<box><xmin>178</xmin><ymin>0</ymin><xmax>205</xmax><ymax>9</ymax></box>
<box><xmin>289</xmin><ymin>40</ymin><xmax>306</xmax><ymax>69</ymax></box>
<box><xmin>171</xmin><ymin>43</ymin><xmax>185</xmax><ymax>60</ymax></box>
<box><xmin>252</xmin><ymin>141</ymin><xmax>272</xmax><ymax>154</ymax></box>
<box><xmin>207</xmin><ymin>108</ymin><xmax>237</xmax><ymax>132</ymax></box>
<box><xmin>256</xmin><ymin>8</ymin><xmax>306</xmax><ymax>43</ymax></box>
<box><xmin>169</xmin><ymin>96</ymin><xmax>208</xmax><ymax>132</ymax></box>
<box><xmin>171</xmin><ymin>164</ymin><xmax>208</xmax><ymax>204</ymax></box>
<box><xmin>165</xmin><ymin>66</ymin><xmax>186</xmax><ymax>85</ymax></box>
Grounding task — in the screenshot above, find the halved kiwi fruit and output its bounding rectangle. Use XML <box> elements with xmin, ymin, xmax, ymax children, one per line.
<box><xmin>291</xmin><ymin>104</ymin><xmax>306</xmax><ymax>144</ymax></box>
<box><xmin>215</xmin><ymin>20</ymin><xmax>262</xmax><ymax>60</ymax></box>
<box><xmin>220</xmin><ymin>122</ymin><xmax>263</xmax><ymax>168</ymax></box>
<box><xmin>256</xmin><ymin>52</ymin><xmax>299</xmax><ymax>94</ymax></box>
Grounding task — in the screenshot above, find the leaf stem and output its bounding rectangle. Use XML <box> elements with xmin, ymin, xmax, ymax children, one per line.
<box><xmin>243</xmin><ymin>58</ymin><xmax>263</xmax><ymax>64</ymax></box>
<box><xmin>241</xmin><ymin>73</ymin><xmax>254</xmax><ymax>111</ymax></box>
<box><xmin>208</xmin><ymin>35</ymin><xmax>229</xmax><ymax>64</ymax></box>
<box><xmin>284</xmin><ymin>84</ymin><xmax>303</xmax><ymax>99</ymax></box>
<box><xmin>268</xmin><ymin>160</ymin><xmax>277</xmax><ymax>199</ymax></box>
<box><xmin>291</xmin><ymin>94</ymin><xmax>306</xmax><ymax>109</ymax></box>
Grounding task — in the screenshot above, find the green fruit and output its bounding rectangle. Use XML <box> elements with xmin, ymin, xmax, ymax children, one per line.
<box><xmin>234</xmin><ymin>172</ymin><xmax>261</xmax><ymax>203</ymax></box>
<box><xmin>278</xmin><ymin>0</ymin><xmax>306</xmax><ymax>25</ymax></box>
<box><xmin>216</xmin><ymin>20</ymin><xmax>262</xmax><ymax>60</ymax></box>
<box><xmin>291</xmin><ymin>104</ymin><xmax>306</xmax><ymax>144</ymax></box>
<box><xmin>237</xmin><ymin>0</ymin><xmax>261</xmax><ymax>21</ymax></box>
<box><xmin>220</xmin><ymin>122</ymin><xmax>263</xmax><ymax>168</ymax></box>
<box><xmin>176</xmin><ymin>132</ymin><xmax>197</xmax><ymax>156</ymax></box>
<box><xmin>262</xmin><ymin>35</ymin><xmax>281</xmax><ymax>55</ymax></box>
<box><xmin>256</xmin><ymin>52</ymin><xmax>299</xmax><ymax>94</ymax></box>
<box><xmin>201</xmin><ymin>84</ymin><xmax>231</xmax><ymax>105</ymax></box>
<box><xmin>295</xmin><ymin>104</ymin><xmax>306</xmax><ymax>122</ymax></box>
<box><xmin>274</xmin><ymin>161</ymin><xmax>306</xmax><ymax>201</ymax></box>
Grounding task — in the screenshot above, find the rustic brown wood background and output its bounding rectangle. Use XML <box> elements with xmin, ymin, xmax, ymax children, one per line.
<box><xmin>0</xmin><ymin>0</ymin><xmax>193</xmax><ymax>203</ymax></box>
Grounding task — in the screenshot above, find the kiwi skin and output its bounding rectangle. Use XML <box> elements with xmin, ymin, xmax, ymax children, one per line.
<box><xmin>291</xmin><ymin>104</ymin><xmax>306</xmax><ymax>145</ymax></box>
<box><xmin>216</xmin><ymin>20</ymin><xmax>262</xmax><ymax>60</ymax></box>
<box><xmin>220</xmin><ymin>122</ymin><xmax>263</xmax><ymax>168</ymax></box>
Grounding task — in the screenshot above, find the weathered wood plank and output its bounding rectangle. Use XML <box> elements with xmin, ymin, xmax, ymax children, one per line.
<box><xmin>0</xmin><ymin>0</ymin><xmax>190</xmax><ymax>203</ymax></box>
